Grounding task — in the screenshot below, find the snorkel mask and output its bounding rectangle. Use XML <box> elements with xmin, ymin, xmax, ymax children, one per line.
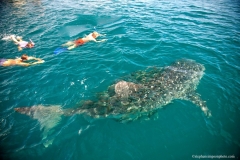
<box><xmin>27</xmin><ymin>39</ymin><xmax>35</xmax><ymax>48</ymax></box>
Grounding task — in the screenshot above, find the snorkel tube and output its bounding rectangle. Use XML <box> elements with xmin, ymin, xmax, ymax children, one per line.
<box><xmin>29</xmin><ymin>39</ymin><xmax>35</xmax><ymax>45</ymax></box>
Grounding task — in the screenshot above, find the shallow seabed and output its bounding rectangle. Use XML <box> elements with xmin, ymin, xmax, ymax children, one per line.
<box><xmin>0</xmin><ymin>0</ymin><xmax>240</xmax><ymax>159</ymax></box>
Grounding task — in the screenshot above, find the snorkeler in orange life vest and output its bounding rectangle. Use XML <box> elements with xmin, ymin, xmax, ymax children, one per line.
<box><xmin>62</xmin><ymin>31</ymin><xmax>107</xmax><ymax>50</ymax></box>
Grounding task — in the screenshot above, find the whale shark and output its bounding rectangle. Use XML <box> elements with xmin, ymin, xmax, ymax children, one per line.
<box><xmin>14</xmin><ymin>59</ymin><xmax>211</xmax><ymax>147</ymax></box>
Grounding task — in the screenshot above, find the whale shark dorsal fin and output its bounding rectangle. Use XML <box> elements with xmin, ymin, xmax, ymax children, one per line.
<box><xmin>184</xmin><ymin>92</ymin><xmax>211</xmax><ymax>117</ymax></box>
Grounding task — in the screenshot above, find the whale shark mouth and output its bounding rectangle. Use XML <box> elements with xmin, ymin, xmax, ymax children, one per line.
<box><xmin>14</xmin><ymin>59</ymin><xmax>211</xmax><ymax>147</ymax></box>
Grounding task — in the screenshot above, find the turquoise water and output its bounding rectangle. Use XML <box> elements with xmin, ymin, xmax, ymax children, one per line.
<box><xmin>0</xmin><ymin>0</ymin><xmax>240</xmax><ymax>159</ymax></box>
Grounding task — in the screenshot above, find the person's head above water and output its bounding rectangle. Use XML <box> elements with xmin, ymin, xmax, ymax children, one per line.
<box><xmin>26</xmin><ymin>42</ymin><xmax>34</xmax><ymax>48</ymax></box>
<box><xmin>92</xmin><ymin>31</ymin><xmax>99</xmax><ymax>38</ymax></box>
<box><xmin>21</xmin><ymin>54</ymin><xmax>28</xmax><ymax>61</ymax></box>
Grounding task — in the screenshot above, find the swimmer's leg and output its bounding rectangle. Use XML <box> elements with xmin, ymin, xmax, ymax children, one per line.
<box><xmin>11</xmin><ymin>35</ymin><xmax>20</xmax><ymax>44</ymax></box>
<box><xmin>62</xmin><ymin>41</ymin><xmax>74</xmax><ymax>47</ymax></box>
<box><xmin>67</xmin><ymin>44</ymin><xmax>77</xmax><ymax>50</ymax></box>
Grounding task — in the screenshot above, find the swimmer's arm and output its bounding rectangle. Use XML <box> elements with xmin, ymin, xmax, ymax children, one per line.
<box><xmin>19</xmin><ymin>61</ymin><xmax>42</xmax><ymax>66</ymax></box>
<box><xmin>93</xmin><ymin>39</ymin><xmax>107</xmax><ymax>43</ymax></box>
<box><xmin>30</xmin><ymin>59</ymin><xmax>45</xmax><ymax>65</ymax></box>
<box><xmin>28</xmin><ymin>57</ymin><xmax>44</xmax><ymax>61</ymax></box>
<box><xmin>18</xmin><ymin>62</ymin><xmax>31</xmax><ymax>67</ymax></box>
<box><xmin>27</xmin><ymin>56</ymin><xmax>37</xmax><ymax>60</ymax></box>
<box><xmin>26</xmin><ymin>57</ymin><xmax>45</xmax><ymax>65</ymax></box>
<box><xmin>99</xmin><ymin>34</ymin><xmax>106</xmax><ymax>37</ymax></box>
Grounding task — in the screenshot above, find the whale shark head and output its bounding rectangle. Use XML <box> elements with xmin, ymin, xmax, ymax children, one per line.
<box><xmin>72</xmin><ymin>59</ymin><xmax>210</xmax><ymax>121</ymax></box>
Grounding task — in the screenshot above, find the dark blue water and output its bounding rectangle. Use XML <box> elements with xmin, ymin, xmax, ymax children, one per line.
<box><xmin>0</xmin><ymin>0</ymin><xmax>240</xmax><ymax>159</ymax></box>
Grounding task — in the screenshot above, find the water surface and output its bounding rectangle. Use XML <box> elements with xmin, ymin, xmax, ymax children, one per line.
<box><xmin>0</xmin><ymin>0</ymin><xmax>240</xmax><ymax>159</ymax></box>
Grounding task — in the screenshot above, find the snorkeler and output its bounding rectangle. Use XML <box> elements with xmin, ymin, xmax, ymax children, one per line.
<box><xmin>62</xmin><ymin>31</ymin><xmax>107</xmax><ymax>50</ymax></box>
<box><xmin>0</xmin><ymin>54</ymin><xmax>44</xmax><ymax>67</ymax></box>
<box><xmin>10</xmin><ymin>35</ymin><xmax>35</xmax><ymax>51</ymax></box>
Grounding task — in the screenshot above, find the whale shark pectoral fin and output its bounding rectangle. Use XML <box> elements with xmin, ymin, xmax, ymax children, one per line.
<box><xmin>184</xmin><ymin>92</ymin><xmax>211</xmax><ymax>117</ymax></box>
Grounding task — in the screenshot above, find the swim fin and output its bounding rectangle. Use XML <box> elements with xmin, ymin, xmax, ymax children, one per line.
<box><xmin>54</xmin><ymin>47</ymin><xmax>68</xmax><ymax>54</ymax></box>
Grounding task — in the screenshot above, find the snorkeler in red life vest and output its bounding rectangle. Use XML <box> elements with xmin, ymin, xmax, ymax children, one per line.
<box><xmin>62</xmin><ymin>31</ymin><xmax>107</xmax><ymax>50</ymax></box>
<box><xmin>10</xmin><ymin>35</ymin><xmax>35</xmax><ymax>51</ymax></box>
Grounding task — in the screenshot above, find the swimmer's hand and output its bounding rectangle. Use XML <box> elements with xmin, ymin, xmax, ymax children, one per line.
<box><xmin>99</xmin><ymin>34</ymin><xmax>106</xmax><ymax>36</ymax></box>
<box><xmin>97</xmin><ymin>39</ymin><xmax>107</xmax><ymax>42</ymax></box>
<box><xmin>39</xmin><ymin>60</ymin><xmax>45</xmax><ymax>63</ymax></box>
<box><xmin>30</xmin><ymin>59</ymin><xmax>45</xmax><ymax>65</ymax></box>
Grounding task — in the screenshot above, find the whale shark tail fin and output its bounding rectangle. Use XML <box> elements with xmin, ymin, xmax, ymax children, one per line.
<box><xmin>15</xmin><ymin>105</ymin><xmax>64</xmax><ymax>147</ymax></box>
